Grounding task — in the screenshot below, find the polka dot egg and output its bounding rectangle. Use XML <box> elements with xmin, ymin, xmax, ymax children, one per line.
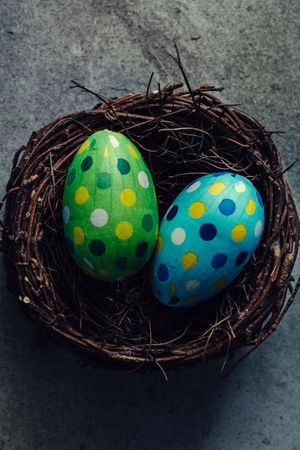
<box><xmin>63</xmin><ymin>130</ymin><xmax>158</xmax><ymax>281</ymax></box>
<box><xmin>151</xmin><ymin>172</ymin><xmax>264</xmax><ymax>308</ymax></box>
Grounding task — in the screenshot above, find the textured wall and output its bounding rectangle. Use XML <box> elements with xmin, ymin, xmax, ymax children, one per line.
<box><xmin>0</xmin><ymin>1</ymin><xmax>299</xmax><ymax>449</ymax></box>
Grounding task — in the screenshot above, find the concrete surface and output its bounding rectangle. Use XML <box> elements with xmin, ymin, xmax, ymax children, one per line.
<box><xmin>0</xmin><ymin>1</ymin><xmax>299</xmax><ymax>449</ymax></box>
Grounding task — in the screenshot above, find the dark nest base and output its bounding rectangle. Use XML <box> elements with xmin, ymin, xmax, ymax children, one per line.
<box><xmin>1</xmin><ymin>81</ymin><xmax>299</xmax><ymax>375</ymax></box>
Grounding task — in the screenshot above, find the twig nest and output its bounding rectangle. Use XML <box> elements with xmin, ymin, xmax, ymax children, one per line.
<box><xmin>1</xmin><ymin>83</ymin><xmax>299</xmax><ymax>373</ymax></box>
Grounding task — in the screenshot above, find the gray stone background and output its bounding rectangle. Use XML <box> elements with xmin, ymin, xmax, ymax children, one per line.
<box><xmin>0</xmin><ymin>1</ymin><xmax>299</xmax><ymax>449</ymax></box>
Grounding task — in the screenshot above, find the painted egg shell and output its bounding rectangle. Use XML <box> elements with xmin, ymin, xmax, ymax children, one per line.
<box><xmin>62</xmin><ymin>130</ymin><xmax>159</xmax><ymax>282</ymax></box>
<box><xmin>151</xmin><ymin>172</ymin><xmax>265</xmax><ymax>308</ymax></box>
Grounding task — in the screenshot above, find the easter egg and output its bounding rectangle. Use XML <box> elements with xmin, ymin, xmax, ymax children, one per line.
<box><xmin>62</xmin><ymin>130</ymin><xmax>158</xmax><ymax>281</ymax></box>
<box><xmin>151</xmin><ymin>172</ymin><xmax>265</xmax><ymax>308</ymax></box>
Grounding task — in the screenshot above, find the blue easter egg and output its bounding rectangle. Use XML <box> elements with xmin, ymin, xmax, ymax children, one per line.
<box><xmin>151</xmin><ymin>172</ymin><xmax>265</xmax><ymax>308</ymax></box>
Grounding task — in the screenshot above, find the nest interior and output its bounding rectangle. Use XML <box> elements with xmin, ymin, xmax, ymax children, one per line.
<box><xmin>1</xmin><ymin>80</ymin><xmax>299</xmax><ymax>372</ymax></box>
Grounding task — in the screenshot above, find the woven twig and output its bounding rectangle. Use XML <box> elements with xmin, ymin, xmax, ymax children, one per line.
<box><xmin>1</xmin><ymin>81</ymin><xmax>299</xmax><ymax>373</ymax></box>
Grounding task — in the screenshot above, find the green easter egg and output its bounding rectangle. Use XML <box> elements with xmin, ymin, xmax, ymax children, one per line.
<box><xmin>62</xmin><ymin>130</ymin><xmax>159</xmax><ymax>281</ymax></box>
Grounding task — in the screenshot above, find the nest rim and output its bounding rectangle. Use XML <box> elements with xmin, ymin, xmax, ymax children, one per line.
<box><xmin>1</xmin><ymin>80</ymin><xmax>299</xmax><ymax>374</ymax></box>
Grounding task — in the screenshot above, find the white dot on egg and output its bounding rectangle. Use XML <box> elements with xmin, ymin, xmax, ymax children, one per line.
<box><xmin>90</xmin><ymin>208</ymin><xmax>108</xmax><ymax>227</ymax></box>
<box><xmin>109</xmin><ymin>135</ymin><xmax>119</xmax><ymax>148</ymax></box>
<box><xmin>63</xmin><ymin>205</ymin><xmax>70</xmax><ymax>224</ymax></box>
<box><xmin>83</xmin><ymin>258</ymin><xmax>94</xmax><ymax>270</ymax></box>
<box><xmin>234</xmin><ymin>181</ymin><xmax>246</xmax><ymax>193</ymax></box>
<box><xmin>138</xmin><ymin>171</ymin><xmax>149</xmax><ymax>188</ymax></box>
<box><xmin>255</xmin><ymin>220</ymin><xmax>263</xmax><ymax>237</ymax></box>
<box><xmin>171</xmin><ymin>227</ymin><xmax>186</xmax><ymax>245</ymax></box>
<box><xmin>185</xmin><ymin>279</ymin><xmax>201</xmax><ymax>292</ymax></box>
<box><xmin>186</xmin><ymin>180</ymin><xmax>201</xmax><ymax>193</ymax></box>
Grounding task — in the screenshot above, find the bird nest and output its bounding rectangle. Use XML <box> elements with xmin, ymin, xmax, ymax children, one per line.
<box><xmin>1</xmin><ymin>79</ymin><xmax>299</xmax><ymax>375</ymax></box>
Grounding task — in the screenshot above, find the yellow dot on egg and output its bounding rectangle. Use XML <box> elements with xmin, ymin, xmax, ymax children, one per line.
<box><xmin>75</xmin><ymin>186</ymin><xmax>89</xmax><ymax>205</ymax></box>
<box><xmin>155</xmin><ymin>224</ymin><xmax>159</xmax><ymax>237</ymax></box>
<box><xmin>99</xmin><ymin>268</ymin><xmax>110</xmax><ymax>279</ymax></box>
<box><xmin>120</xmin><ymin>188</ymin><xmax>136</xmax><ymax>207</ymax></box>
<box><xmin>153</xmin><ymin>185</ymin><xmax>157</xmax><ymax>201</ymax></box>
<box><xmin>212</xmin><ymin>277</ymin><xmax>228</xmax><ymax>290</ymax></box>
<box><xmin>127</xmin><ymin>144</ymin><xmax>139</xmax><ymax>159</ymax></box>
<box><xmin>169</xmin><ymin>282</ymin><xmax>177</xmax><ymax>294</ymax></box>
<box><xmin>115</xmin><ymin>221</ymin><xmax>133</xmax><ymax>240</ymax></box>
<box><xmin>182</xmin><ymin>251</ymin><xmax>198</xmax><ymax>269</ymax></box>
<box><xmin>208</xmin><ymin>181</ymin><xmax>226</xmax><ymax>195</ymax></box>
<box><xmin>77</xmin><ymin>140</ymin><xmax>89</xmax><ymax>154</ymax></box>
<box><xmin>83</xmin><ymin>267</ymin><xmax>95</xmax><ymax>277</ymax></box>
<box><xmin>103</xmin><ymin>146</ymin><xmax>109</xmax><ymax>158</ymax></box>
<box><xmin>74</xmin><ymin>226</ymin><xmax>85</xmax><ymax>245</ymax></box>
<box><xmin>156</xmin><ymin>235</ymin><xmax>163</xmax><ymax>252</ymax></box>
<box><xmin>231</xmin><ymin>224</ymin><xmax>247</xmax><ymax>242</ymax></box>
<box><xmin>186</xmin><ymin>295</ymin><xmax>201</xmax><ymax>305</ymax></box>
<box><xmin>188</xmin><ymin>201</ymin><xmax>206</xmax><ymax>218</ymax></box>
<box><xmin>123</xmin><ymin>270</ymin><xmax>136</xmax><ymax>279</ymax></box>
<box><xmin>246</xmin><ymin>199</ymin><xmax>256</xmax><ymax>215</ymax></box>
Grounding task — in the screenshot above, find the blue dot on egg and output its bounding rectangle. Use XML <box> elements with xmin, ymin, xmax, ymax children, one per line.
<box><xmin>67</xmin><ymin>168</ymin><xmax>76</xmax><ymax>185</ymax></box>
<box><xmin>166</xmin><ymin>205</ymin><xmax>178</xmax><ymax>221</ymax></box>
<box><xmin>213</xmin><ymin>171</ymin><xmax>229</xmax><ymax>176</ymax></box>
<box><xmin>136</xmin><ymin>241</ymin><xmax>148</xmax><ymax>258</ymax></box>
<box><xmin>157</xmin><ymin>264</ymin><xmax>169</xmax><ymax>281</ymax></box>
<box><xmin>81</xmin><ymin>156</ymin><xmax>93</xmax><ymax>172</ymax></box>
<box><xmin>117</xmin><ymin>158</ymin><xmax>131</xmax><ymax>175</ymax></box>
<box><xmin>211</xmin><ymin>253</ymin><xmax>227</xmax><ymax>269</ymax></box>
<box><xmin>89</xmin><ymin>239</ymin><xmax>106</xmax><ymax>256</ymax></box>
<box><xmin>169</xmin><ymin>296</ymin><xmax>181</xmax><ymax>305</ymax></box>
<box><xmin>218</xmin><ymin>198</ymin><xmax>236</xmax><ymax>216</ymax></box>
<box><xmin>90</xmin><ymin>138</ymin><xmax>97</xmax><ymax>149</ymax></box>
<box><xmin>235</xmin><ymin>251</ymin><xmax>249</xmax><ymax>266</ymax></box>
<box><xmin>199</xmin><ymin>223</ymin><xmax>217</xmax><ymax>241</ymax></box>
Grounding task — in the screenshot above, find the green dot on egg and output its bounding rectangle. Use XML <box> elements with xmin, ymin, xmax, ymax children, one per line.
<box><xmin>142</xmin><ymin>214</ymin><xmax>153</xmax><ymax>232</ymax></box>
<box><xmin>97</xmin><ymin>172</ymin><xmax>112</xmax><ymax>189</ymax></box>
